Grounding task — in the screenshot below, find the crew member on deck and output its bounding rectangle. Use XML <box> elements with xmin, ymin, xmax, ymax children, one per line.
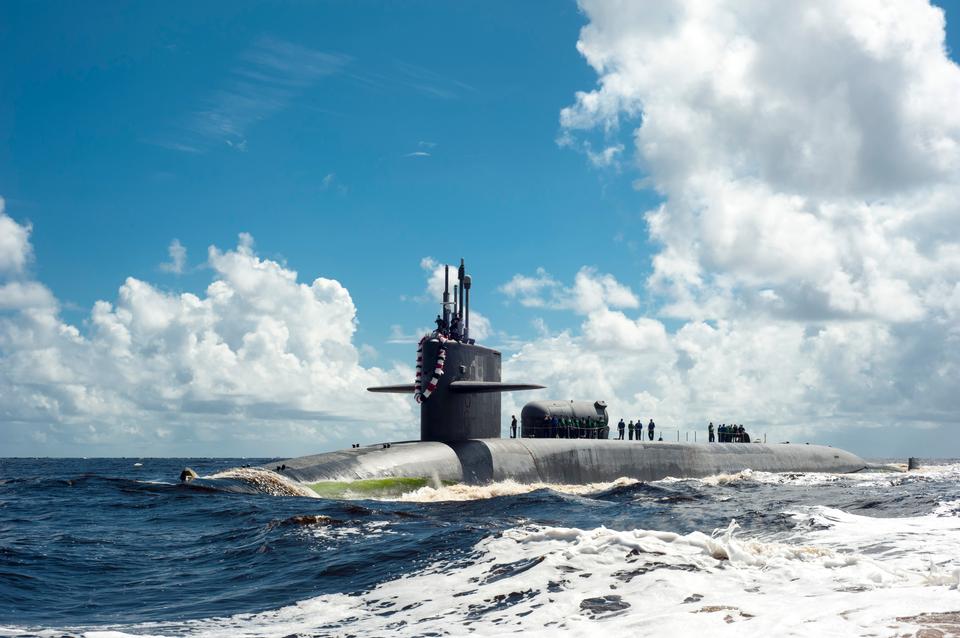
<box><xmin>648</xmin><ymin>419</ymin><xmax>655</xmax><ymax>441</ymax></box>
<box><xmin>618</xmin><ymin>418</ymin><xmax>625</xmax><ymax>440</ymax></box>
<box><xmin>628</xmin><ymin>420</ymin><xmax>634</xmax><ymax>440</ymax></box>
<box><xmin>510</xmin><ymin>415</ymin><xmax>517</xmax><ymax>439</ymax></box>
<box><xmin>450</xmin><ymin>315</ymin><xmax>461</xmax><ymax>340</ymax></box>
<box><xmin>708</xmin><ymin>422</ymin><xmax>715</xmax><ymax>442</ymax></box>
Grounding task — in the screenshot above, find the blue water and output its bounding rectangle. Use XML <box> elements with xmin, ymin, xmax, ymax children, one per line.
<box><xmin>1</xmin><ymin>457</ymin><xmax>958</xmax><ymax>635</ymax></box>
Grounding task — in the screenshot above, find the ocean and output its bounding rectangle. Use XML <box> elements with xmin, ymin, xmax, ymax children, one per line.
<box><xmin>1</xmin><ymin>457</ymin><xmax>959</xmax><ymax>637</ymax></box>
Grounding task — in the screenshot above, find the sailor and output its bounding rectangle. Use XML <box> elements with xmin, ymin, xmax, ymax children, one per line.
<box><xmin>718</xmin><ymin>423</ymin><xmax>726</xmax><ymax>442</ymax></box>
<box><xmin>627</xmin><ymin>420</ymin><xmax>634</xmax><ymax>440</ymax></box>
<box><xmin>435</xmin><ymin>314</ymin><xmax>444</xmax><ymax>334</ymax></box>
<box><xmin>618</xmin><ymin>418</ymin><xmax>625</xmax><ymax>440</ymax></box>
<box><xmin>510</xmin><ymin>415</ymin><xmax>517</xmax><ymax>439</ymax></box>
<box><xmin>450</xmin><ymin>314</ymin><xmax>462</xmax><ymax>340</ymax></box>
<box><xmin>708</xmin><ymin>422</ymin><xmax>715</xmax><ymax>442</ymax></box>
<box><xmin>648</xmin><ymin>419</ymin><xmax>655</xmax><ymax>441</ymax></box>
<box><xmin>551</xmin><ymin>415</ymin><xmax>560</xmax><ymax>439</ymax></box>
<box><xmin>602</xmin><ymin>417</ymin><xmax>610</xmax><ymax>439</ymax></box>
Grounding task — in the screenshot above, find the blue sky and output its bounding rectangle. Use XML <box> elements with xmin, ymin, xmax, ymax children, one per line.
<box><xmin>2</xmin><ymin>1</ymin><xmax>960</xmax><ymax>458</ymax></box>
<box><xmin>0</xmin><ymin>1</ymin><xmax>661</xmax><ymax>362</ymax></box>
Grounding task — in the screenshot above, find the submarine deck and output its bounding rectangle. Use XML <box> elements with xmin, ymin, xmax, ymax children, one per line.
<box><xmin>267</xmin><ymin>439</ymin><xmax>867</xmax><ymax>486</ymax></box>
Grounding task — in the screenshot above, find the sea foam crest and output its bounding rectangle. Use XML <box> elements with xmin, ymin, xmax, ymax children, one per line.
<box><xmin>72</xmin><ymin>505</ymin><xmax>960</xmax><ymax>638</ymax></box>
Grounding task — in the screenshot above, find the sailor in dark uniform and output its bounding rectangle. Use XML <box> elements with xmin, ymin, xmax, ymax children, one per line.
<box><xmin>510</xmin><ymin>415</ymin><xmax>517</xmax><ymax>439</ymax></box>
<box><xmin>648</xmin><ymin>419</ymin><xmax>655</xmax><ymax>441</ymax></box>
<box><xmin>628</xmin><ymin>420</ymin><xmax>634</xmax><ymax>440</ymax></box>
<box><xmin>618</xmin><ymin>418</ymin><xmax>625</xmax><ymax>440</ymax></box>
<box><xmin>450</xmin><ymin>315</ymin><xmax>461</xmax><ymax>340</ymax></box>
<box><xmin>708</xmin><ymin>422</ymin><xmax>715</xmax><ymax>442</ymax></box>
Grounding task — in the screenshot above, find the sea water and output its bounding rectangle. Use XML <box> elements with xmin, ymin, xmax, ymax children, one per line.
<box><xmin>1</xmin><ymin>457</ymin><xmax>959</xmax><ymax>637</ymax></box>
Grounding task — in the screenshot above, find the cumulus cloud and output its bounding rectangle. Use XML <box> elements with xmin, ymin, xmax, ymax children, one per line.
<box><xmin>501</xmin><ymin>266</ymin><xmax>639</xmax><ymax>314</ymax></box>
<box><xmin>507</xmin><ymin>0</ymin><xmax>960</xmax><ymax>452</ymax></box>
<box><xmin>0</xmin><ymin>212</ymin><xmax>414</xmax><ymax>455</ymax></box>
<box><xmin>0</xmin><ymin>199</ymin><xmax>32</xmax><ymax>275</ymax></box>
<box><xmin>563</xmin><ymin>0</ymin><xmax>960</xmax><ymax>324</ymax></box>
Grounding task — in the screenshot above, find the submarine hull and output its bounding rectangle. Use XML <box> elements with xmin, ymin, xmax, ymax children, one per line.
<box><xmin>269</xmin><ymin>439</ymin><xmax>867</xmax><ymax>486</ymax></box>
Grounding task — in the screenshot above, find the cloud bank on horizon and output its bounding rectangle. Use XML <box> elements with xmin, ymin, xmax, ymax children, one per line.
<box><xmin>1</xmin><ymin>0</ymin><xmax>958</xmax><ymax>457</ymax></box>
<box><xmin>504</xmin><ymin>0</ymin><xmax>960</xmax><ymax>446</ymax></box>
<box><xmin>0</xmin><ymin>201</ymin><xmax>413</xmax><ymax>455</ymax></box>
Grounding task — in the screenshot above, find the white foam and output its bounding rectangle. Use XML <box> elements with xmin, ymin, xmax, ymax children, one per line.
<box><xmin>392</xmin><ymin>477</ymin><xmax>640</xmax><ymax>502</ymax></box>
<box><xmin>39</xmin><ymin>499</ymin><xmax>956</xmax><ymax>638</ymax></box>
<box><xmin>665</xmin><ymin>461</ymin><xmax>960</xmax><ymax>489</ymax></box>
<box><xmin>206</xmin><ymin>467</ymin><xmax>318</xmax><ymax>498</ymax></box>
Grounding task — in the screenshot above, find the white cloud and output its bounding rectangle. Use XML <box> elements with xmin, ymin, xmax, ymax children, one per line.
<box><xmin>0</xmin><ymin>213</ymin><xmax>415</xmax><ymax>455</ymax></box>
<box><xmin>510</xmin><ymin>0</ymin><xmax>960</xmax><ymax>451</ymax></box>
<box><xmin>0</xmin><ymin>199</ymin><xmax>32</xmax><ymax>275</ymax></box>
<box><xmin>158</xmin><ymin>37</ymin><xmax>350</xmax><ymax>153</ymax></box>
<box><xmin>501</xmin><ymin>266</ymin><xmax>639</xmax><ymax>314</ymax></box>
<box><xmin>159</xmin><ymin>239</ymin><xmax>187</xmax><ymax>274</ymax></box>
<box><xmin>563</xmin><ymin>0</ymin><xmax>960</xmax><ymax>324</ymax></box>
<box><xmin>586</xmin><ymin>143</ymin><xmax>624</xmax><ymax>168</ymax></box>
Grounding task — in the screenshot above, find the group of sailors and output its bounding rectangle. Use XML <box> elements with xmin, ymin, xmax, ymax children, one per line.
<box><xmin>616</xmin><ymin>418</ymin><xmax>659</xmax><ymax>441</ymax></box>
<box><xmin>707</xmin><ymin>422</ymin><xmax>750</xmax><ymax>443</ymax></box>
<box><xmin>509</xmin><ymin>414</ymin><xmax>753</xmax><ymax>443</ymax></box>
<box><xmin>510</xmin><ymin>415</ymin><xmax>610</xmax><ymax>439</ymax></box>
<box><xmin>434</xmin><ymin>314</ymin><xmax>468</xmax><ymax>342</ymax></box>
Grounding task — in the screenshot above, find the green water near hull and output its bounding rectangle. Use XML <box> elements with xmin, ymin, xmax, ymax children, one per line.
<box><xmin>307</xmin><ymin>477</ymin><xmax>455</xmax><ymax>498</ymax></box>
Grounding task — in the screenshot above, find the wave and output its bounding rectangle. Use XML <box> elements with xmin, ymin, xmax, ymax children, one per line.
<box><xmin>19</xmin><ymin>501</ymin><xmax>957</xmax><ymax>638</ymax></box>
<box><xmin>392</xmin><ymin>477</ymin><xmax>641</xmax><ymax>502</ymax></box>
<box><xmin>201</xmin><ymin>467</ymin><xmax>317</xmax><ymax>498</ymax></box>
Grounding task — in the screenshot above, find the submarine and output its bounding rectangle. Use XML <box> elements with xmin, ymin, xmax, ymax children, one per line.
<box><xmin>234</xmin><ymin>259</ymin><xmax>867</xmax><ymax>491</ymax></box>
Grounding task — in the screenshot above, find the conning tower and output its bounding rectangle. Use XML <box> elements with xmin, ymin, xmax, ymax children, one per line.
<box><xmin>368</xmin><ymin>259</ymin><xmax>543</xmax><ymax>441</ymax></box>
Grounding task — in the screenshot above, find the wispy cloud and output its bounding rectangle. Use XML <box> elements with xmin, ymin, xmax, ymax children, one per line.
<box><xmin>343</xmin><ymin>60</ymin><xmax>476</xmax><ymax>101</ymax></box>
<box><xmin>393</xmin><ymin>61</ymin><xmax>477</xmax><ymax>99</ymax></box>
<box><xmin>319</xmin><ymin>172</ymin><xmax>348</xmax><ymax>195</ymax></box>
<box><xmin>156</xmin><ymin>37</ymin><xmax>350</xmax><ymax>153</ymax></box>
<box><xmin>159</xmin><ymin>239</ymin><xmax>187</xmax><ymax>274</ymax></box>
<box><xmin>404</xmin><ymin>151</ymin><xmax>431</xmax><ymax>158</ymax></box>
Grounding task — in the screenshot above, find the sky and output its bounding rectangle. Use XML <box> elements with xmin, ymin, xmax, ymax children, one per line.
<box><xmin>1</xmin><ymin>0</ymin><xmax>959</xmax><ymax>459</ymax></box>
